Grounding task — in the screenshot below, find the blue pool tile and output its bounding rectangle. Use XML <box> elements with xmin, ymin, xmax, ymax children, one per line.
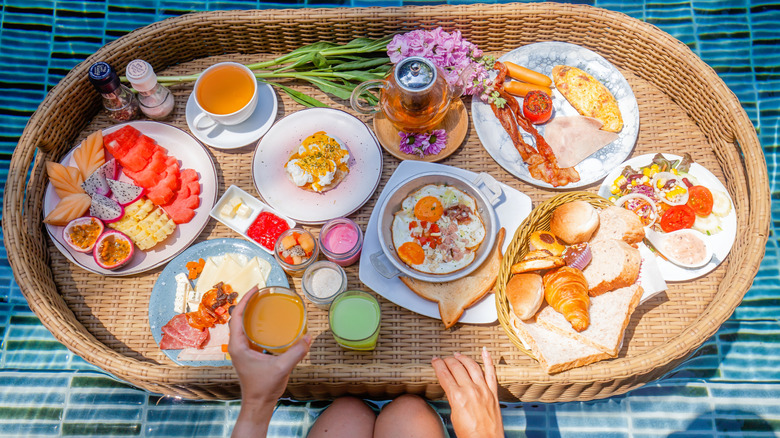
<box><xmin>64</xmin><ymin>407</ymin><xmax>143</xmax><ymax>422</ymax></box>
<box><xmin>0</xmin><ymin>422</ymin><xmax>61</xmax><ymax>436</ymax></box>
<box><xmin>69</xmin><ymin>391</ymin><xmax>147</xmax><ymax>406</ymax></box>
<box><xmin>145</xmin><ymin>407</ymin><xmax>227</xmax><ymax>423</ymax></box>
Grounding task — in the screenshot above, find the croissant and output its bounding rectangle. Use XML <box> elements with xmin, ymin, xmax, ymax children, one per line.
<box><xmin>543</xmin><ymin>266</ymin><xmax>590</xmax><ymax>332</ymax></box>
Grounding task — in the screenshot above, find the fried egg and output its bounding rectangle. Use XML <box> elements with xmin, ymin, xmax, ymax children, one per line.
<box><xmin>391</xmin><ymin>184</ymin><xmax>486</xmax><ymax>274</ymax></box>
<box><xmin>285</xmin><ymin>131</ymin><xmax>350</xmax><ymax>193</ymax></box>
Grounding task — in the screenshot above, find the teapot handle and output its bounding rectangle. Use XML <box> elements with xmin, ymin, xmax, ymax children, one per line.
<box><xmin>350</xmin><ymin>80</ymin><xmax>384</xmax><ymax>115</ymax></box>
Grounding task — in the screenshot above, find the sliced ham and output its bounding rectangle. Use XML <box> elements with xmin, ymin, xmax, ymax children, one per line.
<box><xmin>160</xmin><ymin>314</ymin><xmax>209</xmax><ymax>349</ymax></box>
<box><xmin>160</xmin><ymin>334</ymin><xmax>189</xmax><ymax>350</ymax></box>
<box><xmin>544</xmin><ymin>116</ymin><xmax>619</xmax><ymax>168</ymax></box>
<box><xmin>175</xmin><ymin>323</ymin><xmax>231</xmax><ymax>361</ymax></box>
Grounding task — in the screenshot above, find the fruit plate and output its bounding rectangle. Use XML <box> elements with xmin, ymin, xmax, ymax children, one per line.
<box><xmin>598</xmin><ymin>153</ymin><xmax>737</xmax><ymax>282</ymax></box>
<box><xmin>43</xmin><ymin>121</ymin><xmax>219</xmax><ymax>276</ymax></box>
<box><xmin>471</xmin><ymin>41</ymin><xmax>639</xmax><ymax>189</ymax></box>
<box><xmin>148</xmin><ymin>238</ymin><xmax>289</xmax><ymax>366</ymax></box>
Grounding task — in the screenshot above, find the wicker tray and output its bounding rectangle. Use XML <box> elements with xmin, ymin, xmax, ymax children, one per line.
<box><xmin>3</xmin><ymin>3</ymin><xmax>768</xmax><ymax>402</ymax></box>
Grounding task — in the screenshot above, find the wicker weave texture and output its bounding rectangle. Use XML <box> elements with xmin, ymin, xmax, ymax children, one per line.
<box><xmin>3</xmin><ymin>3</ymin><xmax>768</xmax><ymax>402</ymax></box>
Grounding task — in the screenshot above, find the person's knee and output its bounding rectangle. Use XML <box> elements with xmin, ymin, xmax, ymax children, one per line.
<box><xmin>328</xmin><ymin>396</ymin><xmax>374</xmax><ymax>416</ymax></box>
<box><xmin>383</xmin><ymin>394</ymin><xmax>430</xmax><ymax>414</ymax></box>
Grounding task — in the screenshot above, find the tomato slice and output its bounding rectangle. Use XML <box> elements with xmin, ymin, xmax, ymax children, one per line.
<box><xmin>686</xmin><ymin>185</ymin><xmax>714</xmax><ymax>216</ymax></box>
<box><xmin>522</xmin><ymin>90</ymin><xmax>553</xmax><ymax>124</ymax></box>
<box><xmin>659</xmin><ymin>205</ymin><xmax>696</xmax><ymax>232</ymax></box>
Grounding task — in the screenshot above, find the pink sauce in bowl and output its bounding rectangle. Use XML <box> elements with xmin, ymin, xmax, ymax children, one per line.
<box><xmin>320</xmin><ymin>218</ymin><xmax>363</xmax><ymax>266</ymax></box>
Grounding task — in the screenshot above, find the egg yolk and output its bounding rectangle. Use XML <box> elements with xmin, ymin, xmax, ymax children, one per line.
<box><xmin>398</xmin><ymin>241</ymin><xmax>425</xmax><ymax>266</ymax></box>
<box><xmin>413</xmin><ymin>196</ymin><xmax>444</xmax><ymax>222</ymax></box>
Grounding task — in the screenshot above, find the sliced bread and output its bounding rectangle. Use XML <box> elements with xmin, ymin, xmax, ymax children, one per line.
<box><xmin>536</xmin><ymin>284</ymin><xmax>644</xmax><ymax>356</ymax></box>
<box><xmin>512</xmin><ymin>315</ymin><xmax>611</xmax><ymax>374</ymax></box>
<box><xmin>582</xmin><ymin>238</ymin><xmax>641</xmax><ymax>296</ymax></box>
<box><xmin>590</xmin><ymin>206</ymin><xmax>645</xmax><ymax>244</ymax></box>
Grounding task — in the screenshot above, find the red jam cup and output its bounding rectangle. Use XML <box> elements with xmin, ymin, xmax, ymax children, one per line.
<box><xmin>319</xmin><ymin>218</ymin><xmax>363</xmax><ymax>267</ymax></box>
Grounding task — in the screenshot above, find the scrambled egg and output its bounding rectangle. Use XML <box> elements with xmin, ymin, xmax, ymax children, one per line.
<box><xmin>285</xmin><ymin>131</ymin><xmax>350</xmax><ymax>192</ymax></box>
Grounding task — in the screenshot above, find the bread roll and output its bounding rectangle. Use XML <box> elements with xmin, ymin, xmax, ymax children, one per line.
<box><xmin>510</xmin><ymin>250</ymin><xmax>565</xmax><ymax>274</ymax></box>
<box><xmin>529</xmin><ymin>230</ymin><xmax>565</xmax><ymax>256</ymax></box>
<box><xmin>506</xmin><ymin>273</ymin><xmax>544</xmax><ymax>320</ymax></box>
<box><xmin>590</xmin><ymin>206</ymin><xmax>645</xmax><ymax>245</ymax></box>
<box><xmin>549</xmin><ymin>201</ymin><xmax>599</xmax><ymax>244</ymax></box>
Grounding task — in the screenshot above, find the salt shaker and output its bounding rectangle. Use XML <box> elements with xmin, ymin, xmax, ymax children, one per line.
<box><xmin>126</xmin><ymin>59</ymin><xmax>175</xmax><ymax>120</ymax></box>
<box><xmin>88</xmin><ymin>62</ymin><xmax>139</xmax><ymax>122</ymax></box>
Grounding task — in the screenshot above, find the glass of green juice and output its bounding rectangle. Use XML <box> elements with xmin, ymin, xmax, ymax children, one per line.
<box><xmin>328</xmin><ymin>290</ymin><xmax>381</xmax><ymax>351</ymax></box>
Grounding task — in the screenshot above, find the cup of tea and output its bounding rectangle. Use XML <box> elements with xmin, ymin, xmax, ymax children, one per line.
<box><xmin>242</xmin><ymin>286</ymin><xmax>307</xmax><ymax>354</ymax></box>
<box><xmin>192</xmin><ymin>61</ymin><xmax>258</xmax><ymax>130</ymax></box>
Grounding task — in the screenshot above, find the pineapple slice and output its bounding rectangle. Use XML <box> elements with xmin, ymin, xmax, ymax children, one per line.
<box><xmin>108</xmin><ymin>198</ymin><xmax>176</xmax><ymax>250</ymax></box>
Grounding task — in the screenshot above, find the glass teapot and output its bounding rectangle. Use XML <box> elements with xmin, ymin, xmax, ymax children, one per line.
<box><xmin>350</xmin><ymin>57</ymin><xmax>463</xmax><ymax>133</ymax></box>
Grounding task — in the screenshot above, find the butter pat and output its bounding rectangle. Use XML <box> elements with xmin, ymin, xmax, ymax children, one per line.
<box><xmin>219</xmin><ymin>196</ymin><xmax>244</xmax><ymax>219</ymax></box>
<box><xmin>236</xmin><ymin>204</ymin><xmax>253</xmax><ymax>220</ymax></box>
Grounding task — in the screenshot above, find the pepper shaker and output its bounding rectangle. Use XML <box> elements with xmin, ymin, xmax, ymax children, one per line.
<box><xmin>126</xmin><ymin>59</ymin><xmax>175</xmax><ymax>120</ymax></box>
<box><xmin>88</xmin><ymin>61</ymin><xmax>139</xmax><ymax>122</ymax></box>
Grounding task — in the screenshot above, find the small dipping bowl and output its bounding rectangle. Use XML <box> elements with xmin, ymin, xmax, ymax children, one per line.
<box><xmin>242</xmin><ymin>286</ymin><xmax>307</xmax><ymax>354</ymax></box>
<box><xmin>328</xmin><ymin>290</ymin><xmax>381</xmax><ymax>351</ymax></box>
<box><xmin>302</xmin><ymin>260</ymin><xmax>347</xmax><ymax>309</ymax></box>
<box><xmin>319</xmin><ymin>217</ymin><xmax>363</xmax><ymax>267</ymax></box>
<box><xmin>274</xmin><ymin>228</ymin><xmax>319</xmax><ymax>277</ymax></box>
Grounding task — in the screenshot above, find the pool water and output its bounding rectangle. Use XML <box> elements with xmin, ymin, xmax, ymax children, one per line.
<box><xmin>1</xmin><ymin>1</ymin><xmax>779</xmax><ymax>436</ymax></box>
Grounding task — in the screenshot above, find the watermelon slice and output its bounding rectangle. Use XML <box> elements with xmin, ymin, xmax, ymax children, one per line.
<box><xmin>146</xmin><ymin>186</ymin><xmax>175</xmax><ymax>205</ymax></box>
<box><xmin>104</xmin><ymin>126</ymin><xmax>141</xmax><ymax>158</ymax></box>
<box><xmin>124</xmin><ymin>167</ymin><xmax>162</xmax><ymax>189</ymax></box>
<box><xmin>120</xmin><ymin>135</ymin><xmax>158</xmax><ymax>172</ymax></box>
<box><xmin>164</xmin><ymin>204</ymin><xmax>196</xmax><ymax>224</ymax></box>
<box><xmin>147</xmin><ymin>150</ymin><xmax>169</xmax><ymax>174</ymax></box>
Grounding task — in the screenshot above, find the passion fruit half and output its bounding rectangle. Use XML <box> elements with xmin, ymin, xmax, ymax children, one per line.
<box><xmin>93</xmin><ymin>230</ymin><xmax>134</xmax><ymax>270</ymax></box>
<box><xmin>62</xmin><ymin>216</ymin><xmax>104</xmax><ymax>254</ymax></box>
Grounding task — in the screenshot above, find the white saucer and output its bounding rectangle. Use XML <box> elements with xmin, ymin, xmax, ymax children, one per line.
<box><xmin>185</xmin><ymin>80</ymin><xmax>278</xmax><ymax>150</ymax></box>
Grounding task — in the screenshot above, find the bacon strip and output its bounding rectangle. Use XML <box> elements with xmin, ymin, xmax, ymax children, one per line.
<box><xmin>489</xmin><ymin>62</ymin><xmax>580</xmax><ymax>187</ymax></box>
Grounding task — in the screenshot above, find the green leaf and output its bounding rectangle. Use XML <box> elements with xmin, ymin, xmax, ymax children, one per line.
<box><xmin>311</xmin><ymin>52</ymin><xmax>330</xmax><ymax>69</ymax></box>
<box><xmin>332</xmin><ymin>57</ymin><xmax>390</xmax><ymax>71</ymax></box>
<box><xmin>266</xmin><ymin>81</ymin><xmax>329</xmax><ymax>108</ymax></box>
<box><xmin>303</xmin><ymin>77</ymin><xmax>355</xmax><ymax>100</ymax></box>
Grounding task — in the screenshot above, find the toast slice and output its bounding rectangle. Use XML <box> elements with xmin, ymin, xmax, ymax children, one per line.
<box><xmin>512</xmin><ymin>315</ymin><xmax>611</xmax><ymax>374</ymax></box>
<box><xmin>582</xmin><ymin>239</ymin><xmax>641</xmax><ymax>296</ymax></box>
<box><xmin>590</xmin><ymin>206</ymin><xmax>645</xmax><ymax>245</ymax></box>
<box><xmin>400</xmin><ymin>228</ymin><xmax>505</xmax><ymax>329</ymax></box>
<box><xmin>536</xmin><ymin>284</ymin><xmax>644</xmax><ymax>356</ymax></box>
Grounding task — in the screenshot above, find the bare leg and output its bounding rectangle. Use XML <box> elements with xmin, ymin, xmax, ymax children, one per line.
<box><xmin>374</xmin><ymin>394</ymin><xmax>447</xmax><ymax>438</ymax></box>
<box><xmin>307</xmin><ymin>397</ymin><xmax>376</xmax><ymax>438</ymax></box>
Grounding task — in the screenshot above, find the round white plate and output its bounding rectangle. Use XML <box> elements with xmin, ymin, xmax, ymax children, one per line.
<box><xmin>472</xmin><ymin>41</ymin><xmax>640</xmax><ymax>189</ymax></box>
<box><xmin>43</xmin><ymin>121</ymin><xmax>218</xmax><ymax>276</ymax></box>
<box><xmin>598</xmin><ymin>153</ymin><xmax>737</xmax><ymax>282</ymax></box>
<box><xmin>148</xmin><ymin>238</ymin><xmax>289</xmax><ymax>366</ymax></box>
<box><xmin>185</xmin><ymin>80</ymin><xmax>278</xmax><ymax>150</ymax></box>
<box><xmin>252</xmin><ymin>108</ymin><xmax>383</xmax><ymax>225</ymax></box>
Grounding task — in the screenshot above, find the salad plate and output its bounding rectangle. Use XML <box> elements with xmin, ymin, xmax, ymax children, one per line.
<box><xmin>598</xmin><ymin>153</ymin><xmax>736</xmax><ymax>281</ymax></box>
<box><xmin>43</xmin><ymin>121</ymin><xmax>218</xmax><ymax>276</ymax></box>
<box><xmin>471</xmin><ymin>41</ymin><xmax>639</xmax><ymax>189</ymax></box>
<box><xmin>148</xmin><ymin>238</ymin><xmax>289</xmax><ymax>366</ymax></box>
<box><xmin>252</xmin><ymin>108</ymin><xmax>383</xmax><ymax>225</ymax></box>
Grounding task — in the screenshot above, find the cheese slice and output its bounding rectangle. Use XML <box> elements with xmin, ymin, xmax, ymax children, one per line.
<box><xmin>196</xmin><ymin>257</ymin><xmax>221</xmax><ymax>296</ymax></box>
<box><xmin>211</xmin><ymin>255</ymin><xmax>245</xmax><ymax>290</ymax></box>
<box><xmin>174</xmin><ymin>273</ymin><xmax>193</xmax><ymax>314</ymax></box>
<box><xmin>229</xmin><ymin>257</ymin><xmax>272</xmax><ymax>302</ymax></box>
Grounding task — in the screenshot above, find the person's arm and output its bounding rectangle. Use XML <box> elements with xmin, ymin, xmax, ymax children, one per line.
<box><xmin>431</xmin><ymin>347</ymin><xmax>504</xmax><ymax>438</ymax></box>
<box><xmin>228</xmin><ymin>291</ymin><xmax>312</xmax><ymax>438</ymax></box>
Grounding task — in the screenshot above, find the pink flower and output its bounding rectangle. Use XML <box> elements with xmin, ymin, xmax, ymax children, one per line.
<box><xmin>398</xmin><ymin>131</ymin><xmax>418</xmax><ymax>155</ymax></box>
<box><xmin>423</xmin><ymin>130</ymin><xmax>447</xmax><ymax>156</ymax></box>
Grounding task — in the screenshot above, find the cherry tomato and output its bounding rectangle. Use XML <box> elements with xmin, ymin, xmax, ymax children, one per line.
<box><xmin>686</xmin><ymin>185</ymin><xmax>714</xmax><ymax>216</ymax></box>
<box><xmin>659</xmin><ymin>205</ymin><xmax>696</xmax><ymax>232</ymax></box>
<box><xmin>522</xmin><ymin>90</ymin><xmax>553</xmax><ymax>124</ymax></box>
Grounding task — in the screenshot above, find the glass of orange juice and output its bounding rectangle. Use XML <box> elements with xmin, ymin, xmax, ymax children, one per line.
<box><xmin>242</xmin><ymin>286</ymin><xmax>307</xmax><ymax>354</ymax></box>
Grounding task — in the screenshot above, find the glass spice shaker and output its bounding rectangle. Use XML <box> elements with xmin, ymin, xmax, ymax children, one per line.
<box><xmin>126</xmin><ymin>59</ymin><xmax>175</xmax><ymax>120</ymax></box>
<box><xmin>88</xmin><ymin>61</ymin><xmax>139</xmax><ymax>122</ymax></box>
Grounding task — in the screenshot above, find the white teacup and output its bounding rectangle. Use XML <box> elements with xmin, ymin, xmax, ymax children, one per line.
<box><xmin>192</xmin><ymin>62</ymin><xmax>258</xmax><ymax>130</ymax></box>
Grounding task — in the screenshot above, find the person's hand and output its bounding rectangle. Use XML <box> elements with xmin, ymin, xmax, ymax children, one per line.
<box><xmin>228</xmin><ymin>290</ymin><xmax>311</xmax><ymax>406</ymax></box>
<box><xmin>432</xmin><ymin>347</ymin><xmax>503</xmax><ymax>438</ymax></box>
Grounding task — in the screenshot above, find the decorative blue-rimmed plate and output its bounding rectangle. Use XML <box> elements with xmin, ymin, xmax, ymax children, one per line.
<box><xmin>148</xmin><ymin>238</ymin><xmax>289</xmax><ymax>367</ymax></box>
<box><xmin>471</xmin><ymin>41</ymin><xmax>640</xmax><ymax>189</ymax></box>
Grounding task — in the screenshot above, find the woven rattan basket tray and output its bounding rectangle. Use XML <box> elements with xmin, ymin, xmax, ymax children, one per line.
<box><xmin>4</xmin><ymin>3</ymin><xmax>768</xmax><ymax>402</ymax></box>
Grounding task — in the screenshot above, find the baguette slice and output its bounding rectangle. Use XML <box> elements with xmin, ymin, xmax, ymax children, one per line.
<box><xmin>536</xmin><ymin>284</ymin><xmax>644</xmax><ymax>356</ymax></box>
<box><xmin>512</xmin><ymin>315</ymin><xmax>611</xmax><ymax>374</ymax></box>
<box><xmin>582</xmin><ymin>239</ymin><xmax>640</xmax><ymax>296</ymax></box>
<box><xmin>590</xmin><ymin>206</ymin><xmax>645</xmax><ymax>244</ymax></box>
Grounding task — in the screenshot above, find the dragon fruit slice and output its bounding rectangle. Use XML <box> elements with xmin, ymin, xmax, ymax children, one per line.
<box><xmin>98</xmin><ymin>158</ymin><xmax>118</xmax><ymax>180</ymax></box>
<box><xmin>81</xmin><ymin>169</ymin><xmax>111</xmax><ymax>197</ymax></box>
<box><xmin>89</xmin><ymin>193</ymin><xmax>124</xmax><ymax>223</ymax></box>
<box><xmin>106</xmin><ymin>178</ymin><xmax>145</xmax><ymax>206</ymax></box>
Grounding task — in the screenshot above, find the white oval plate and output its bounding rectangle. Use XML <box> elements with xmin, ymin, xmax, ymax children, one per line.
<box><xmin>252</xmin><ymin>108</ymin><xmax>383</xmax><ymax>225</ymax></box>
<box><xmin>472</xmin><ymin>41</ymin><xmax>640</xmax><ymax>189</ymax></box>
<box><xmin>43</xmin><ymin>121</ymin><xmax>218</xmax><ymax>276</ymax></box>
<box><xmin>598</xmin><ymin>153</ymin><xmax>737</xmax><ymax>282</ymax></box>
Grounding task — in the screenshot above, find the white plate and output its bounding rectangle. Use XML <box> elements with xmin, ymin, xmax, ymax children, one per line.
<box><xmin>252</xmin><ymin>108</ymin><xmax>383</xmax><ymax>225</ymax></box>
<box><xmin>185</xmin><ymin>80</ymin><xmax>278</xmax><ymax>150</ymax></box>
<box><xmin>359</xmin><ymin>161</ymin><xmax>533</xmax><ymax>324</ymax></box>
<box><xmin>43</xmin><ymin>121</ymin><xmax>218</xmax><ymax>276</ymax></box>
<box><xmin>471</xmin><ymin>41</ymin><xmax>640</xmax><ymax>189</ymax></box>
<box><xmin>209</xmin><ymin>185</ymin><xmax>296</xmax><ymax>254</ymax></box>
<box><xmin>148</xmin><ymin>238</ymin><xmax>289</xmax><ymax>366</ymax></box>
<box><xmin>598</xmin><ymin>153</ymin><xmax>737</xmax><ymax>282</ymax></box>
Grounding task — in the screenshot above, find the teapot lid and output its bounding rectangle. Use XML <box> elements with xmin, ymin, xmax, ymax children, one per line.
<box><xmin>395</xmin><ymin>56</ymin><xmax>437</xmax><ymax>93</ymax></box>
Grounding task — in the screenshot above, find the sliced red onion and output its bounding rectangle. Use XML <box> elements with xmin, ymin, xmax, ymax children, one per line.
<box><xmin>563</xmin><ymin>243</ymin><xmax>592</xmax><ymax>270</ymax></box>
<box><xmin>614</xmin><ymin>193</ymin><xmax>659</xmax><ymax>227</ymax></box>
